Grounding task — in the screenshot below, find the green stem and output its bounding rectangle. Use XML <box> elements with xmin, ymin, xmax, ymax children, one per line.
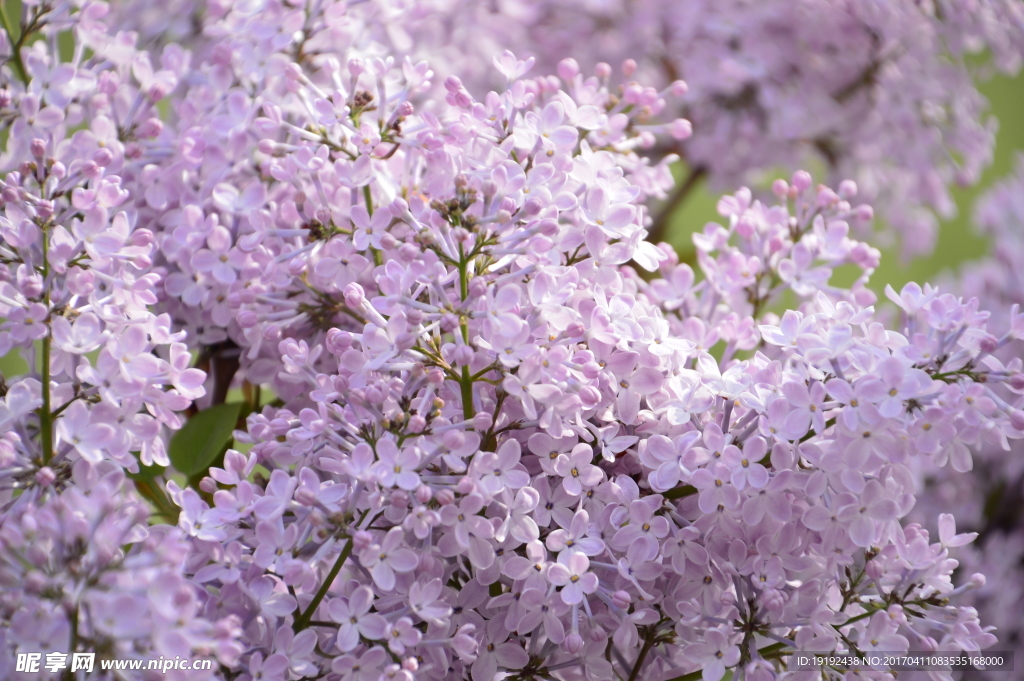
<box><xmin>0</xmin><ymin>2</ymin><xmax>27</xmax><ymax>86</ymax></box>
<box><xmin>293</xmin><ymin>537</ymin><xmax>353</xmax><ymax>632</ymax></box>
<box><xmin>456</xmin><ymin>244</ymin><xmax>475</xmax><ymax>421</ymax></box>
<box><xmin>626</xmin><ymin>631</ymin><xmax>657</xmax><ymax>681</ymax></box>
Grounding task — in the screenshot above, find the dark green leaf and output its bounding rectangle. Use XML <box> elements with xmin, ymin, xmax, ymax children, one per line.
<box><xmin>169</xmin><ymin>402</ymin><xmax>243</xmax><ymax>478</ymax></box>
<box><xmin>662</xmin><ymin>484</ymin><xmax>697</xmax><ymax>500</ymax></box>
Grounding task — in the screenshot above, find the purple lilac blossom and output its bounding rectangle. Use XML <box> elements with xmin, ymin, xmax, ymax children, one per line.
<box><xmin>104</xmin><ymin>0</ymin><xmax>1024</xmax><ymax>257</ymax></box>
<box><xmin>1</xmin><ymin>1</ymin><xmax>1023</xmax><ymax>680</ymax></box>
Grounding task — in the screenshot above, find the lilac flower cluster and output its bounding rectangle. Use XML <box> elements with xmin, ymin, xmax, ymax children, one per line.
<box><xmin>99</xmin><ymin>0</ymin><xmax>1024</xmax><ymax>255</ymax></box>
<box><xmin>357</xmin><ymin>0</ymin><xmax>1024</xmax><ymax>256</ymax></box>
<box><xmin>1</xmin><ymin>1</ymin><xmax>1024</xmax><ymax>681</ymax></box>
<box><xmin>0</xmin><ymin>2</ymin><xmax>238</xmax><ymax>677</ymax></box>
<box><xmin>906</xmin><ymin>157</ymin><xmax>1024</xmax><ymax>680</ymax></box>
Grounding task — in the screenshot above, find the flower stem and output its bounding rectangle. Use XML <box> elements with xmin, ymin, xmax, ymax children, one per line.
<box><xmin>0</xmin><ymin>1</ymin><xmax>28</xmax><ymax>86</ymax></box>
<box><xmin>293</xmin><ymin>536</ymin><xmax>353</xmax><ymax>632</ymax></box>
<box><xmin>645</xmin><ymin>164</ymin><xmax>707</xmax><ymax>245</ymax></box>
<box><xmin>626</xmin><ymin>630</ymin><xmax>657</xmax><ymax>681</ymax></box>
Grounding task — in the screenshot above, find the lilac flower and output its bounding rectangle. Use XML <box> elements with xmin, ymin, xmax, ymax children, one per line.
<box><xmin>684</xmin><ymin>629</ymin><xmax>741</xmax><ymax>681</ymax></box>
<box><xmin>553</xmin><ymin>444</ymin><xmax>603</xmax><ymax>496</ymax></box>
<box><xmin>547</xmin><ymin>552</ymin><xmax>599</xmax><ymax>604</ymax></box>
<box><xmin>327</xmin><ymin>587</ymin><xmax>388</xmax><ymax>652</ymax></box>
<box><xmin>359</xmin><ymin>528</ymin><xmax>419</xmax><ymax>591</ymax></box>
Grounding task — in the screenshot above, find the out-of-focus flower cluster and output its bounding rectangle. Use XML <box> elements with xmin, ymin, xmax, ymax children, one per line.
<box><xmin>423</xmin><ymin>0</ymin><xmax>1024</xmax><ymax>257</ymax></box>
<box><xmin>1</xmin><ymin>1</ymin><xmax>1024</xmax><ymax>680</ymax></box>
<box><xmin>907</xmin><ymin>157</ymin><xmax>1024</xmax><ymax>680</ymax></box>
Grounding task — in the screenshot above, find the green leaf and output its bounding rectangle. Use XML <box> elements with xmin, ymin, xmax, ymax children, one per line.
<box><xmin>662</xmin><ymin>484</ymin><xmax>697</xmax><ymax>500</ymax></box>
<box><xmin>169</xmin><ymin>402</ymin><xmax>243</xmax><ymax>478</ymax></box>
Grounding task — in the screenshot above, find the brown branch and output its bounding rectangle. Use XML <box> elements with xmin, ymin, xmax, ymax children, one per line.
<box><xmin>646</xmin><ymin>165</ymin><xmax>707</xmax><ymax>246</ymax></box>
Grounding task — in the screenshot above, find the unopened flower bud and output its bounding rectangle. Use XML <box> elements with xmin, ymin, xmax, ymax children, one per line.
<box><xmin>612</xmin><ymin>590</ymin><xmax>632</xmax><ymax>609</ymax></box>
<box><xmin>34</xmin><ymin>467</ymin><xmax>56</xmax><ymax>487</ymax></box>
<box><xmin>344</xmin><ymin>282</ymin><xmax>365</xmax><ymax>309</ymax></box>
<box><xmin>414</xmin><ymin>485</ymin><xmax>433</xmax><ymax>504</ymax></box>
<box><xmin>352</xmin><ymin>530</ymin><xmax>374</xmax><ymax>551</ymax></box>
<box><xmin>669</xmin><ymin>118</ymin><xmax>692</xmax><ymax>140</ymax></box>
<box><xmin>791</xmin><ymin>170</ymin><xmax>812</xmax><ymax>192</ymax></box>
<box><xmin>473</xmin><ymin>412</ymin><xmax>492</xmax><ymax>431</ymax></box>
<box><xmin>456</xmin><ymin>477</ymin><xmax>475</xmax><ymax>495</ymax></box>
<box><xmin>558</xmin><ymin>58</ymin><xmax>579</xmax><ymax>81</ymax></box>
<box><xmin>326</xmin><ymin>328</ymin><xmax>353</xmax><ymax>355</ymax></box>
<box><xmin>390</xmin><ymin>489</ymin><xmax>410</xmax><ymax>508</ymax></box>
<box><xmin>407</xmin><ymin>414</ymin><xmax>426</xmax><ymax>433</ymax></box>
<box><xmin>93</xmin><ymin>148</ymin><xmax>114</xmax><ymax>167</ymax></box>
<box><xmin>435</xmin><ymin>488</ymin><xmax>455</xmax><ymax>506</ymax></box>
<box><xmin>594</xmin><ymin>62</ymin><xmax>612</xmax><ymax>79</ymax></box>
<box><xmin>564</xmin><ymin>633</ymin><xmax>585</xmax><ymax>654</ymax></box>
<box><xmin>30</xmin><ymin>139</ymin><xmax>46</xmax><ymax>158</ymax></box>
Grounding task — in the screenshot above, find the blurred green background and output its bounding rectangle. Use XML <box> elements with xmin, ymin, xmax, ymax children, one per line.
<box><xmin>662</xmin><ymin>69</ymin><xmax>1024</xmax><ymax>296</ymax></box>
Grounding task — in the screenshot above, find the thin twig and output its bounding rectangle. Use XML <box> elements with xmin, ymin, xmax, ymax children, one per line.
<box><xmin>646</xmin><ymin>165</ymin><xmax>707</xmax><ymax>245</ymax></box>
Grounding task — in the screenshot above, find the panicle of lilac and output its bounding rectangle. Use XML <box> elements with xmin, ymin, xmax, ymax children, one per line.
<box><xmin>128</xmin><ymin>0</ymin><xmax>1023</xmax><ymax>670</ymax></box>
<box><xmin>0</xmin><ymin>1</ymin><xmax>1019</xmax><ymax>680</ymax></box>
<box><xmin>905</xmin><ymin>155</ymin><xmax>1024</xmax><ymax>676</ymax></box>
<box><xmin>0</xmin><ymin>3</ymin><xmax>239</xmax><ymax>675</ymax></box>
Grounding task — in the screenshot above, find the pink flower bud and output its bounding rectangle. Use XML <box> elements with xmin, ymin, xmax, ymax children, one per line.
<box><xmin>237</xmin><ymin>310</ymin><xmax>259</xmax><ymax>328</ymax></box>
<box><xmin>435</xmin><ymin>488</ymin><xmax>455</xmax><ymax>506</ymax></box>
<box><xmin>398</xmin><ymin>242</ymin><xmax>419</xmax><ymax>262</ymax></box>
<box><xmin>390</xmin><ymin>489</ymin><xmax>410</xmax><ymax>507</ymax></box>
<box><xmin>456</xmin><ymin>477</ymin><xmax>475</xmax><ymax>495</ymax></box>
<box><xmin>595</xmin><ymin>62</ymin><xmax>612</xmax><ymax>79</ymax></box>
<box><xmin>444</xmin><ymin>75</ymin><xmax>463</xmax><ymax>93</ymax></box>
<box><xmin>344</xmin><ymin>282</ymin><xmax>365</xmax><ymax>309</ymax></box>
<box><xmin>564</xmin><ymin>633</ymin><xmax>585</xmax><ymax>654</ymax></box>
<box><xmin>669</xmin><ymin>118</ymin><xmax>692</xmax><ymax>140</ymax></box>
<box><xmin>414</xmin><ymin>485</ymin><xmax>433</xmax><ymax>504</ymax></box>
<box><xmin>427</xmin><ymin>367</ymin><xmax>445</xmax><ymax>386</ymax></box>
<box><xmin>622</xmin><ymin>58</ymin><xmax>637</xmax><ymax>76</ymax></box>
<box><xmin>34</xmin><ymin>467</ymin><xmax>56</xmax><ymax>487</ymax></box>
<box><xmin>791</xmin><ymin>170</ymin><xmax>812</xmax><ymax>192</ymax></box>
<box><xmin>468</xmin><ymin>276</ymin><xmax>487</xmax><ymax>299</ymax></box>
<box><xmin>352</xmin><ymin>530</ymin><xmax>374</xmax><ymax>551</ymax></box>
<box><xmin>473</xmin><ymin>412</ymin><xmax>493</xmax><ymax>431</ymax></box>
<box><xmin>854</xmin><ymin>204</ymin><xmax>874</xmax><ymax>221</ymax></box>
<box><xmin>612</xmin><ymin>590</ymin><xmax>632</xmax><ymax>609</ymax></box>
<box><xmin>93</xmin><ymin>148</ymin><xmax>114</xmax><ymax>167</ymax></box>
<box><xmin>407</xmin><ymin>414</ymin><xmax>426</xmax><ymax>433</ymax></box>
<box><xmin>558</xmin><ymin>58</ymin><xmax>579</xmax><ymax>81</ymax></box>
<box><xmin>582</xmin><ymin>362</ymin><xmax>602</xmax><ymax>380</ymax></box>
<box><xmin>30</xmin><ymin>139</ymin><xmax>46</xmax><ymax>158</ymax></box>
